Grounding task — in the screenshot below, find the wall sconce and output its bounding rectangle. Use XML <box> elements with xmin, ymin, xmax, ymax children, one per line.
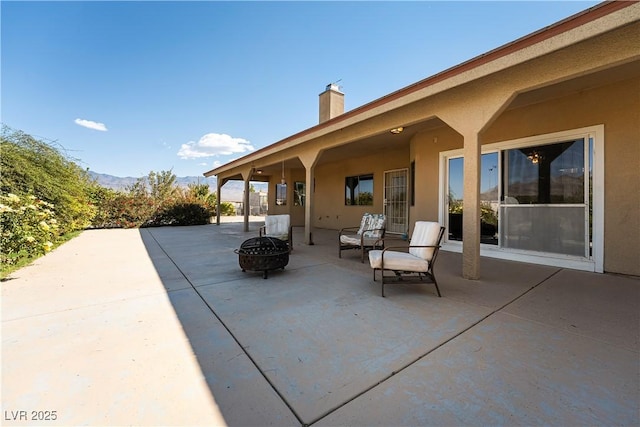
<box><xmin>390</xmin><ymin>127</ymin><xmax>404</xmax><ymax>134</ymax></box>
<box><xmin>281</xmin><ymin>160</ymin><xmax>286</xmax><ymax>185</ymax></box>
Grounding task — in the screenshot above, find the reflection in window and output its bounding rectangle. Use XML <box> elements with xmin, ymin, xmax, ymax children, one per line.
<box><xmin>345</xmin><ymin>174</ymin><xmax>373</xmax><ymax>205</ymax></box>
<box><xmin>447</xmin><ymin>154</ymin><xmax>499</xmax><ymax>244</ymax></box>
<box><xmin>294</xmin><ymin>181</ymin><xmax>305</xmax><ymax>206</ymax></box>
<box><xmin>503</xmin><ymin>139</ymin><xmax>584</xmax><ymax>204</ymax></box>
<box><xmin>276</xmin><ymin>183</ymin><xmax>287</xmax><ymax>206</ymax></box>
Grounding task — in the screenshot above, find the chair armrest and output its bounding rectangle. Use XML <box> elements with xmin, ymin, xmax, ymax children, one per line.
<box><xmin>380</xmin><ymin>245</ymin><xmax>411</xmax><ymax>253</ymax></box>
<box><xmin>338</xmin><ymin>226</ymin><xmax>360</xmax><ymax>235</ymax></box>
<box><xmin>379</xmin><ymin>244</ymin><xmax>439</xmax><ymax>256</ymax></box>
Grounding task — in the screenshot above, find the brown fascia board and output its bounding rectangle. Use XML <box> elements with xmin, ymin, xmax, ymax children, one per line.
<box><xmin>203</xmin><ymin>0</ymin><xmax>634</xmax><ymax>178</ymax></box>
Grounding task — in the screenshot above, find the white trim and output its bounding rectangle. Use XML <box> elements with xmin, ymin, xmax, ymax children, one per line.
<box><xmin>438</xmin><ymin>125</ymin><xmax>605</xmax><ymax>272</ymax></box>
<box><xmin>591</xmin><ymin>126</ymin><xmax>605</xmax><ymax>273</ymax></box>
<box><xmin>442</xmin><ymin>241</ymin><xmax>597</xmax><ymax>272</ymax></box>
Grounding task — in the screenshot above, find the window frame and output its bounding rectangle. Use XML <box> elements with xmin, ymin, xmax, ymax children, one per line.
<box><xmin>438</xmin><ymin>125</ymin><xmax>604</xmax><ymax>272</ymax></box>
<box><xmin>345</xmin><ymin>173</ymin><xmax>374</xmax><ymax>206</ymax></box>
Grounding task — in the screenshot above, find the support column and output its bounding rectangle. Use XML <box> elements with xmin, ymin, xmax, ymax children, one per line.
<box><xmin>240</xmin><ymin>166</ymin><xmax>254</xmax><ymax>233</ymax></box>
<box><xmin>462</xmin><ymin>131</ymin><xmax>481</xmax><ymax>280</ymax></box>
<box><xmin>215</xmin><ymin>178</ymin><xmax>222</xmax><ymax>225</ymax></box>
<box><xmin>243</xmin><ymin>177</ymin><xmax>250</xmax><ymax>232</ymax></box>
<box><xmin>299</xmin><ymin>150</ymin><xmax>322</xmax><ymax>245</ymax></box>
<box><xmin>438</xmin><ymin>87</ymin><xmax>514</xmax><ymax>280</ymax></box>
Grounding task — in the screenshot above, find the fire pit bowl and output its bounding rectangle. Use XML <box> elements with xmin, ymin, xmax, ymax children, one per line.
<box><xmin>234</xmin><ymin>237</ymin><xmax>289</xmax><ymax>279</ymax></box>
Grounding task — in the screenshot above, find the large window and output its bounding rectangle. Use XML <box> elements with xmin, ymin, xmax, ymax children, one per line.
<box><xmin>440</xmin><ymin>125</ymin><xmax>603</xmax><ymax>272</ymax></box>
<box><xmin>448</xmin><ymin>153</ymin><xmax>499</xmax><ymax>245</ymax></box>
<box><xmin>345</xmin><ymin>174</ymin><xmax>373</xmax><ymax>206</ymax></box>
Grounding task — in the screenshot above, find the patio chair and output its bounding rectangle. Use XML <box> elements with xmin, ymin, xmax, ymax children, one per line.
<box><xmin>338</xmin><ymin>213</ymin><xmax>386</xmax><ymax>263</ymax></box>
<box><xmin>259</xmin><ymin>214</ymin><xmax>293</xmax><ymax>253</ymax></box>
<box><xmin>368</xmin><ymin>221</ymin><xmax>445</xmax><ymax>297</ymax></box>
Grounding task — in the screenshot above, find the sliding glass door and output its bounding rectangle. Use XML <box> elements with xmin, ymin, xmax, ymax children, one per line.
<box><xmin>441</xmin><ymin>128</ymin><xmax>598</xmax><ymax>268</ymax></box>
<box><xmin>501</xmin><ymin>138</ymin><xmax>588</xmax><ymax>257</ymax></box>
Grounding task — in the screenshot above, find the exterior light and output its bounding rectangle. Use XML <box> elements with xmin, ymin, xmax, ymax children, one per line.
<box><xmin>390</xmin><ymin>127</ymin><xmax>404</xmax><ymax>134</ymax></box>
<box><xmin>527</xmin><ymin>151</ymin><xmax>542</xmax><ymax>164</ymax></box>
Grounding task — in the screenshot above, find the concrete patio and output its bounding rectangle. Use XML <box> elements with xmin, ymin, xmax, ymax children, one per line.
<box><xmin>2</xmin><ymin>220</ymin><xmax>638</xmax><ymax>426</ymax></box>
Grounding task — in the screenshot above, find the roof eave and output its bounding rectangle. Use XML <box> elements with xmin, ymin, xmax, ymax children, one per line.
<box><xmin>204</xmin><ymin>0</ymin><xmax>636</xmax><ymax>178</ymax></box>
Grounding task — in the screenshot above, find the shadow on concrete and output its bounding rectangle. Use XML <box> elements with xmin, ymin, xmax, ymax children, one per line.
<box><xmin>139</xmin><ymin>223</ymin><xmax>639</xmax><ymax>426</ymax></box>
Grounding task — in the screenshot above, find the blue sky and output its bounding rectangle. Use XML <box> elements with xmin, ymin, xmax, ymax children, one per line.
<box><xmin>2</xmin><ymin>1</ymin><xmax>599</xmax><ymax>178</ymax></box>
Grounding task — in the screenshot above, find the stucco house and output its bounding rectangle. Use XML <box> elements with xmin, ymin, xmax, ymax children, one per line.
<box><xmin>205</xmin><ymin>1</ymin><xmax>640</xmax><ymax>278</ymax></box>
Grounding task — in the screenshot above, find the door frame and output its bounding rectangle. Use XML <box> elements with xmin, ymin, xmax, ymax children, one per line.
<box><xmin>383</xmin><ymin>168</ymin><xmax>409</xmax><ymax>235</ymax></box>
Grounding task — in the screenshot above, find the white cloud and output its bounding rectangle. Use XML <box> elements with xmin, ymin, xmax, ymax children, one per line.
<box><xmin>177</xmin><ymin>133</ymin><xmax>254</xmax><ymax>159</ymax></box>
<box><xmin>74</xmin><ymin>118</ymin><xmax>108</xmax><ymax>132</ymax></box>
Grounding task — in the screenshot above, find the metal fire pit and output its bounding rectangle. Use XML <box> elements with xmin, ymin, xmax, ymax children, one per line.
<box><xmin>234</xmin><ymin>237</ymin><xmax>289</xmax><ymax>279</ymax></box>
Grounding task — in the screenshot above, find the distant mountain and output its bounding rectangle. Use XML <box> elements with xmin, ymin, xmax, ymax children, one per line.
<box><xmin>88</xmin><ymin>172</ymin><xmax>142</xmax><ymax>190</ymax></box>
<box><xmin>88</xmin><ymin>171</ymin><xmax>267</xmax><ymax>202</ymax></box>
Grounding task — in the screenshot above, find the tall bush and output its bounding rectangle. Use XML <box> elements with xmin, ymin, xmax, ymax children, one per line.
<box><xmin>1</xmin><ymin>126</ymin><xmax>95</xmax><ymax>233</ymax></box>
<box><xmin>89</xmin><ymin>171</ymin><xmax>222</xmax><ymax>228</ymax></box>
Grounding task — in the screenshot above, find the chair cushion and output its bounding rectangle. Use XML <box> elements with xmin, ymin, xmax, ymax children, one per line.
<box><xmin>340</xmin><ymin>234</ymin><xmax>380</xmax><ymax>247</ymax></box>
<box><xmin>265</xmin><ymin>214</ymin><xmax>290</xmax><ymax>238</ymax></box>
<box><xmin>369</xmin><ymin>249</ymin><xmax>429</xmax><ymax>272</ymax></box>
<box><xmin>263</xmin><ymin>233</ymin><xmax>289</xmax><ymax>241</ymax></box>
<box><xmin>356</xmin><ymin>213</ymin><xmax>386</xmax><ymax>238</ymax></box>
<box><xmin>408</xmin><ymin>221</ymin><xmax>441</xmax><ymax>261</ymax></box>
<box><xmin>363</xmin><ymin>213</ymin><xmax>386</xmax><ymax>239</ymax></box>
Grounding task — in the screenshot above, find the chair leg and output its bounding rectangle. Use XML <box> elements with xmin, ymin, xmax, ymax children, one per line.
<box><xmin>430</xmin><ymin>271</ymin><xmax>442</xmax><ymax>297</ymax></box>
<box><xmin>381</xmin><ymin>270</ymin><xmax>386</xmax><ymax>297</ymax></box>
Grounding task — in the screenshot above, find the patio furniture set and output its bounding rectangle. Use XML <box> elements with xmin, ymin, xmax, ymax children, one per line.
<box><xmin>236</xmin><ymin>213</ymin><xmax>445</xmax><ymax>297</ymax></box>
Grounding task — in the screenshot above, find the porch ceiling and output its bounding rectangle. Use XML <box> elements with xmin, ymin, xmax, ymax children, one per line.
<box><xmin>316</xmin><ymin>117</ymin><xmax>447</xmax><ymax>165</ymax></box>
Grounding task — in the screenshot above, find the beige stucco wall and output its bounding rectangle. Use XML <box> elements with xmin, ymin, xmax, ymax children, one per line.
<box><xmin>410</xmin><ymin>126</ymin><xmax>463</xmax><ymax>232</ymax></box>
<box><xmin>263</xmin><ymin>168</ymin><xmax>306</xmax><ymax>226</ymax></box>
<box><xmin>312</xmin><ymin>147</ymin><xmax>407</xmax><ymax>230</ymax></box>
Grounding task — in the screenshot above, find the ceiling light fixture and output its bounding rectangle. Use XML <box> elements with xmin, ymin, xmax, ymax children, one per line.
<box><xmin>390</xmin><ymin>127</ymin><xmax>404</xmax><ymax>134</ymax></box>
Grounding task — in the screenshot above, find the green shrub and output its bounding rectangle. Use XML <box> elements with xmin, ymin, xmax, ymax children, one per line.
<box><xmin>219</xmin><ymin>201</ymin><xmax>236</xmax><ymax>216</ymax></box>
<box><xmin>1</xmin><ymin>126</ymin><xmax>95</xmax><ymax>233</ymax></box>
<box><xmin>0</xmin><ymin>193</ymin><xmax>59</xmax><ymax>265</ymax></box>
<box><xmin>88</xmin><ymin>171</ymin><xmax>221</xmax><ymax>228</ymax></box>
<box><xmin>145</xmin><ymin>202</ymin><xmax>212</xmax><ymax>227</ymax></box>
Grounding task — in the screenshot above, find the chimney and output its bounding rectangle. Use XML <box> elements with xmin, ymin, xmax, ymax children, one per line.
<box><xmin>318</xmin><ymin>83</ymin><xmax>344</xmax><ymax>123</ymax></box>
